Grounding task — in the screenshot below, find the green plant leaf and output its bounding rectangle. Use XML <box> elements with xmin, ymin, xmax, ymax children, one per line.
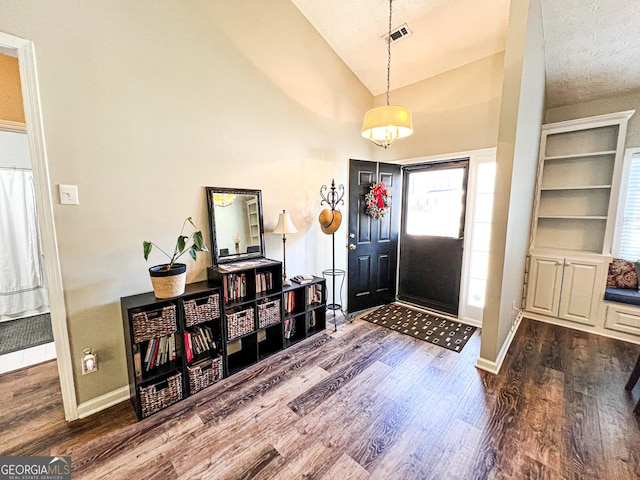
<box><xmin>143</xmin><ymin>241</ymin><xmax>153</xmax><ymax>260</ymax></box>
<box><xmin>189</xmin><ymin>246</ymin><xmax>197</xmax><ymax>261</ymax></box>
<box><xmin>177</xmin><ymin>235</ymin><xmax>187</xmax><ymax>253</ymax></box>
<box><xmin>193</xmin><ymin>231</ymin><xmax>205</xmax><ymax>250</ymax></box>
<box><xmin>186</xmin><ymin>217</ymin><xmax>196</xmax><ymax>229</ymax></box>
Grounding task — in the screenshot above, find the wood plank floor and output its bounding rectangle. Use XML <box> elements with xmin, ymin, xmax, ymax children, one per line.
<box><xmin>1</xmin><ymin>317</ymin><xmax>640</xmax><ymax>479</ymax></box>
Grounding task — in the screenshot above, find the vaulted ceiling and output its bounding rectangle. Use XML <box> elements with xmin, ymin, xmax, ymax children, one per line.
<box><xmin>291</xmin><ymin>0</ymin><xmax>640</xmax><ymax>109</ymax></box>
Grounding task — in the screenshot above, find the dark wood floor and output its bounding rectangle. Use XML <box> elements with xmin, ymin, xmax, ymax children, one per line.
<box><xmin>1</xmin><ymin>317</ymin><xmax>640</xmax><ymax>479</ymax></box>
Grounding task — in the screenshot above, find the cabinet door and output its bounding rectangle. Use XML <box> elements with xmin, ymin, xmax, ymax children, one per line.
<box><xmin>526</xmin><ymin>255</ymin><xmax>564</xmax><ymax>316</ymax></box>
<box><xmin>558</xmin><ymin>258</ymin><xmax>603</xmax><ymax>326</ymax></box>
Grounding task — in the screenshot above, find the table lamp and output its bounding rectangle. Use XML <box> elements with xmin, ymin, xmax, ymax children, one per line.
<box><xmin>272</xmin><ymin>210</ymin><xmax>298</xmax><ymax>286</ymax></box>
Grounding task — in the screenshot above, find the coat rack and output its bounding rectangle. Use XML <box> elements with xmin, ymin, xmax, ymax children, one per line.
<box><xmin>320</xmin><ymin>179</ymin><xmax>345</xmax><ymax>331</ymax></box>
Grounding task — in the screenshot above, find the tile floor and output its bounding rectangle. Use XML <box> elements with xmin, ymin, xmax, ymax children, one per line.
<box><xmin>0</xmin><ymin>341</ymin><xmax>56</xmax><ymax>375</ymax></box>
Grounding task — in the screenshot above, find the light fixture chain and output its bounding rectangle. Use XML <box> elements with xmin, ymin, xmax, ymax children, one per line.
<box><xmin>386</xmin><ymin>0</ymin><xmax>392</xmax><ymax>106</ymax></box>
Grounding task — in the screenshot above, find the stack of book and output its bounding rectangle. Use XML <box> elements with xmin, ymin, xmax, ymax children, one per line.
<box><xmin>184</xmin><ymin>325</ymin><xmax>216</xmax><ymax>363</ymax></box>
<box><xmin>144</xmin><ymin>334</ymin><xmax>177</xmax><ymax>371</ymax></box>
<box><xmin>292</xmin><ymin>274</ymin><xmax>314</xmax><ymax>284</ymax></box>
<box><xmin>223</xmin><ymin>273</ymin><xmax>246</xmax><ymax>302</ymax></box>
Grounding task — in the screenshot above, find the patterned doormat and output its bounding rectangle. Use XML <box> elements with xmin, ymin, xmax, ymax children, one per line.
<box><xmin>0</xmin><ymin>313</ymin><xmax>53</xmax><ymax>356</ymax></box>
<box><xmin>361</xmin><ymin>304</ymin><xmax>476</xmax><ymax>352</ymax></box>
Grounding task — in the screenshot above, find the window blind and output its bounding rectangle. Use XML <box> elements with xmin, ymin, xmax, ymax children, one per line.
<box><xmin>619</xmin><ymin>152</ymin><xmax>640</xmax><ymax>260</ymax></box>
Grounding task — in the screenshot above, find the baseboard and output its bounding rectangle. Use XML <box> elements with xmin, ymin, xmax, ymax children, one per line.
<box><xmin>476</xmin><ymin>312</ymin><xmax>523</xmax><ymax>374</ymax></box>
<box><xmin>76</xmin><ymin>385</ymin><xmax>130</xmax><ymax>419</ymax></box>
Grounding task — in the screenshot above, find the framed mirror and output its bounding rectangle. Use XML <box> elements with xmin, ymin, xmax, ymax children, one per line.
<box><xmin>205</xmin><ymin>187</ymin><xmax>265</xmax><ymax>265</ymax></box>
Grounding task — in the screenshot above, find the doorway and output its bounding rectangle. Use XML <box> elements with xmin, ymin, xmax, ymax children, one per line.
<box><xmin>397</xmin><ymin>159</ymin><xmax>469</xmax><ymax>316</ymax></box>
<box><xmin>0</xmin><ymin>31</ymin><xmax>77</xmax><ymax>420</ymax></box>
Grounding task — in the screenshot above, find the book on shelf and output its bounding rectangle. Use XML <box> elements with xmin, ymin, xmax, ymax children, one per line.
<box><xmin>144</xmin><ymin>333</ymin><xmax>176</xmax><ymax>372</ymax></box>
<box><xmin>223</xmin><ymin>273</ymin><xmax>247</xmax><ymax>302</ymax></box>
<box><xmin>284</xmin><ymin>290</ymin><xmax>295</xmax><ymax>313</ymax></box>
<box><xmin>292</xmin><ymin>274</ymin><xmax>314</xmax><ymax>284</ymax></box>
<box><xmin>184</xmin><ymin>325</ymin><xmax>217</xmax><ymax>362</ymax></box>
<box><xmin>307</xmin><ymin>284</ymin><xmax>323</xmax><ymax>305</ymax></box>
<box><xmin>284</xmin><ymin>319</ymin><xmax>292</xmax><ymax>339</ymax></box>
<box><xmin>256</xmin><ymin>271</ymin><xmax>273</xmax><ymax>293</ymax></box>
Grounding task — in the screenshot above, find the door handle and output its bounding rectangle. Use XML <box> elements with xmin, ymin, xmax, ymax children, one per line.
<box><xmin>348</xmin><ymin>244</ymin><xmax>356</xmax><ymax>250</ymax></box>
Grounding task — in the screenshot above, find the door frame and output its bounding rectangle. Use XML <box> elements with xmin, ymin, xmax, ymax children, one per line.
<box><xmin>1</xmin><ymin>32</ymin><xmax>78</xmax><ymax>420</ymax></box>
<box><xmin>396</xmin><ymin>147</ymin><xmax>497</xmax><ymax>326</ymax></box>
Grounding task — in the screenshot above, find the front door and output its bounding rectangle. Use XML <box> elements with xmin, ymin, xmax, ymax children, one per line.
<box><xmin>347</xmin><ymin>159</ymin><xmax>401</xmax><ymax>313</ymax></box>
<box><xmin>397</xmin><ymin>159</ymin><xmax>469</xmax><ymax>316</ymax></box>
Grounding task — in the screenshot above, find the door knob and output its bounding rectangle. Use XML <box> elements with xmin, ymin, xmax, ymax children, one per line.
<box><xmin>348</xmin><ymin>244</ymin><xmax>356</xmax><ymax>250</ymax></box>
<box><xmin>349</xmin><ymin>233</ymin><xmax>355</xmax><ymax>238</ymax></box>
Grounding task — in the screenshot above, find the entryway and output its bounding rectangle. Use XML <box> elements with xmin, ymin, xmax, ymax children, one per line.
<box><xmin>347</xmin><ymin>149</ymin><xmax>496</xmax><ymax>325</ymax></box>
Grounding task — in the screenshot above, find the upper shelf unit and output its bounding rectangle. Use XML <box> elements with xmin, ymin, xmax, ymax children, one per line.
<box><xmin>530</xmin><ymin>110</ymin><xmax>635</xmax><ymax>255</ymax></box>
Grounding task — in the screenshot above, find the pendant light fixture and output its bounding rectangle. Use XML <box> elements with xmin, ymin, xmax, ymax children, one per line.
<box><xmin>362</xmin><ymin>0</ymin><xmax>413</xmax><ymax>148</ymax></box>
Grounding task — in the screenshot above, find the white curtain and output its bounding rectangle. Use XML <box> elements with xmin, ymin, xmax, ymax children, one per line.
<box><xmin>0</xmin><ymin>169</ymin><xmax>48</xmax><ymax>315</ymax></box>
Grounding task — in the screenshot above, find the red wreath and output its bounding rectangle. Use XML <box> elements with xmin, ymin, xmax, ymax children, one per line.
<box><xmin>364</xmin><ymin>181</ymin><xmax>391</xmax><ymax>219</ymax></box>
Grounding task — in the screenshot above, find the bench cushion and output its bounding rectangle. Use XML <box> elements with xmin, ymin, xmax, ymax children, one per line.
<box><xmin>604</xmin><ymin>288</ymin><xmax>640</xmax><ymax>306</ymax></box>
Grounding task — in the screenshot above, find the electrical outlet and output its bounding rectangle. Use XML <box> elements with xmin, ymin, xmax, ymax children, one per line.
<box><xmin>81</xmin><ymin>348</ymin><xmax>98</xmax><ymax>375</ymax></box>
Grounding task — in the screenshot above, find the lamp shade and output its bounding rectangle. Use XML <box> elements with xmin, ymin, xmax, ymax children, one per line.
<box><xmin>361</xmin><ymin>105</ymin><xmax>413</xmax><ymax>148</ymax></box>
<box><xmin>272</xmin><ymin>210</ymin><xmax>298</xmax><ymax>235</ymax></box>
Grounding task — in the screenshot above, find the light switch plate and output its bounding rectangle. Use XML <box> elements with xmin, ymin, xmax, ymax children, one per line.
<box><xmin>59</xmin><ymin>184</ymin><xmax>79</xmax><ymax>205</ymax></box>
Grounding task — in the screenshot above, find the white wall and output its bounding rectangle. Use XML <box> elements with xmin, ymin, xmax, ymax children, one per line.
<box><xmin>0</xmin><ymin>0</ymin><xmax>372</xmax><ymax>404</ymax></box>
<box><xmin>479</xmin><ymin>0</ymin><xmax>546</xmax><ymax>369</ymax></box>
<box><xmin>372</xmin><ymin>52</ymin><xmax>505</xmax><ymax>162</ymax></box>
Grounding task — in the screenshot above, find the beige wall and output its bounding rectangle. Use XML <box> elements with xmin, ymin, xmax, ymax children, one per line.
<box><xmin>480</xmin><ymin>0</ymin><xmax>545</xmax><ymax>365</ymax></box>
<box><xmin>0</xmin><ymin>53</ymin><xmax>24</xmax><ymax>123</ymax></box>
<box><xmin>371</xmin><ymin>52</ymin><xmax>505</xmax><ymax>162</ymax></box>
<box><xmin>546</xmin><ymin>90</ymin><xmax>640</xmax><ymax>147</ymax></box>
<box><xmin>0</xmin><ymin>0</ymin><xmax>371</xmax><ymax>405</ymax></box>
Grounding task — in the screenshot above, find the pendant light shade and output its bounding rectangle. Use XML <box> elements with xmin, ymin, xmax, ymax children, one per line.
<box><xmin>362</xmin><ymin>0</ymin><xmax>413</xmax><ymax>148</ymax></box>
<box><xmin>362</xmin><ymin>105</ymin><xmax>413</xmax><ymax>148</ymax></box>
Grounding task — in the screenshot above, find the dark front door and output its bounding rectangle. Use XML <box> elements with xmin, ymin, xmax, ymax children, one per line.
<box><xmin>347</xmin><ymin>159</ymin><xmax>401</xmax><ymax>313</ymax></box>
<box><xmin>397</xmin><ymin>159</ymin><xmax>469</xmax><ymax>316</ymax></box>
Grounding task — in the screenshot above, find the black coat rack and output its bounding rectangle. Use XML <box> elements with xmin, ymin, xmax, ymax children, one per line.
<box><xmin>320</xmin><ymin>179</ymin><xmax>345</xmax><ymax>331</ymax></box>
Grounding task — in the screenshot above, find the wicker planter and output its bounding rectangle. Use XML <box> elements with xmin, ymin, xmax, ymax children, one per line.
<box><xmin>149</xmin><ymin>263</ymin><xmax>186</xmax><ymax>299</ymax></box>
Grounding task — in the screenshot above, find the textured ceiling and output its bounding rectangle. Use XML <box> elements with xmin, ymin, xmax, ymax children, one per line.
<box><xmin>293</xmin><ymin>0</ymin><xmax>640</xmax><ymax>109</ymax></box>
<box><xmin>291</xmin><ymin>0</ymin><xmax>510</xmax><ymax>96</ymax></box>
<box><xmin>541</xmin><ymin>0</ymin><xmax>640</xmax><ymax>108</ymax></box>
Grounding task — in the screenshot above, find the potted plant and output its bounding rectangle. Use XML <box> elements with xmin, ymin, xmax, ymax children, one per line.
<box><xmin>143</xmin><ymin>217</ymin><xmax>208</xmax><ymax>298</ymax></box>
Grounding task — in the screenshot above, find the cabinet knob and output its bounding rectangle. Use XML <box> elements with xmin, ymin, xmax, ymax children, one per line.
<box><xmin>565</xmin><ymin>262</ymin><xmax>571</xmax><ymax>266</ymax></box>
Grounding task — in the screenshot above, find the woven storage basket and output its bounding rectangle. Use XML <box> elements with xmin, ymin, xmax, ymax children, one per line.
<box><xmin>187</xmin><ymin>356</ymin><xmax>223</xmax><ymax>394</ymax></box>
<box><xmin>258</xmin><ymin>299</ymin><xmax>281</xmax><ymax>328</ymax></box>
<box><xmin>139</xmin><ymin>372</ymin><xmax>183</xmax><ymax>418</ymax></box>
<box><xmin>132</xmin><ymin>305</ymin><xmax>177</xmax><ymax>344</ymax></box>
<box><xmin>227</xmin><ymin>307</ymin><xmax>254</xmax><ymax>340</ymax></box>
<box><xmin>184</xmin><ymin>293</ymin><xmax>220</xmax><ymax>327</ymax></box>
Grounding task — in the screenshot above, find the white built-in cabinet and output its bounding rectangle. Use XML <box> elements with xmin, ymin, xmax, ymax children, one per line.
<box><xmin>526</xmin><ymin>254</ymin><xmax>604</xmax><ymax>326</ymax></box>
<box><xmin>524</xmin><ymin>110</ymin><xmax>638</xmax><ymax>342</ymax></box>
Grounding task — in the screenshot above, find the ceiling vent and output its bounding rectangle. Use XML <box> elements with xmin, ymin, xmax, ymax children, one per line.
<box><xmin>383</xmin><ymin>23</ymin><xmax>412</xmax><ymax>44</ymax></box>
